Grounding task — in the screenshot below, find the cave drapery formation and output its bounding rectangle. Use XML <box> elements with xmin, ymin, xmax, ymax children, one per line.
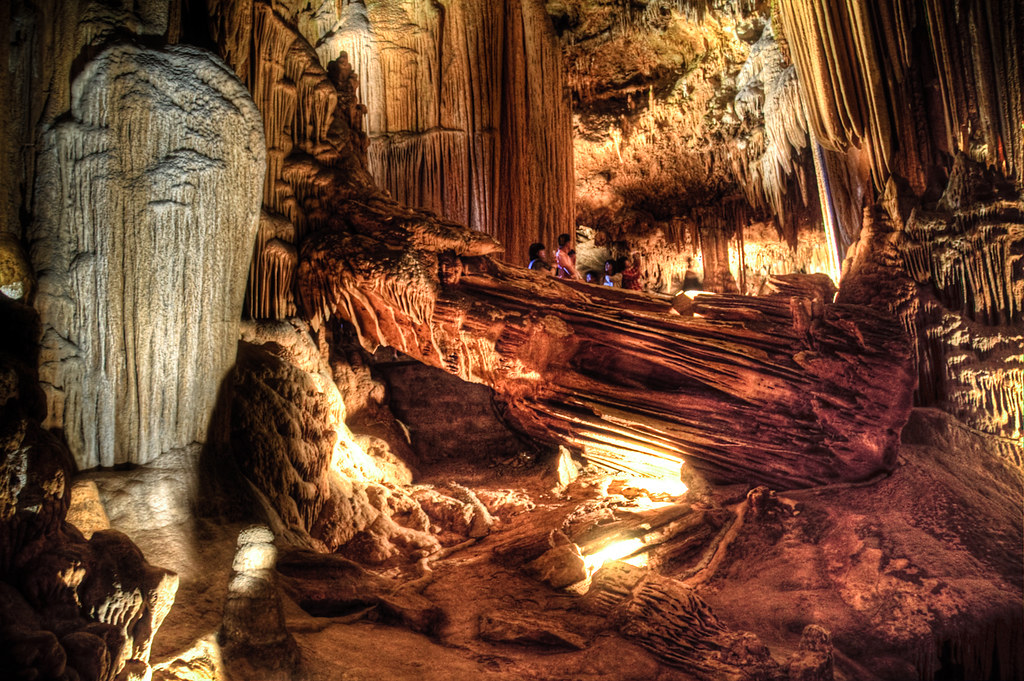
<box><xmin>264</xmin><ymin>0</ymin><xmax>576</xmax><ymax>269</ymax></box>
<box><xmin>0</xmin><ymin>0</ymin><xmax>1022</xmax><ymax>680</ymax></box>
<box><xmin>31</xmin><ymin>42</ymin><xmax>265</xmax><ymax>470</ymax></box>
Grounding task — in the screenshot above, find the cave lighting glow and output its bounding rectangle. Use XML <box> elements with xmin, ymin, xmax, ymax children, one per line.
<box><xmin>624</xmin><ymin>476</ymin><xmax>689</xmax><ymax>498</ymax></box>
<box><xmin>584</xmin><ymin>537</ymin><xmax>648</xmax><ymax>572</ymax></box>
<box><xmin>618</xmin><ymin>453</ymin><xmax>689</xmax><ymax>498</ymax></box>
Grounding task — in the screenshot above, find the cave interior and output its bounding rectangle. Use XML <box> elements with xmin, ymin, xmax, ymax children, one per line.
<box><xmin>0</xmin><ymin>1</ymin><xmax>1022</xmax><ymax>680</ymax></box>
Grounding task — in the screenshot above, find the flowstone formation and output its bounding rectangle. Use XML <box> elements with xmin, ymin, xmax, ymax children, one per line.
<box><xmin>776</xmin><ymin>0</ymin><xmax>1024</xmax><ymax>456</ymax></box>
<box><xmin>841</xmin><ymin>161</ymin><xmax>1024</xmax><ymax>453</ymax></box>
<box><xmin>31</xmin><ymin>43</ymin><xmax>265</xmax><ymax>469</ymax></box>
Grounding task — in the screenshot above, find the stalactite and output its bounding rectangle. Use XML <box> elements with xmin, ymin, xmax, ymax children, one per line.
<box><xmin>220</xmin><ymin>0</ymin><xmax>575</xmax><ymax>321</ymax></box>
<box><xmin>778</xmin><ymin>0</ymin><xmax>1024</xmax><ymax>192</ymax></box>
<box><xmin>616</xmin><ymin>0</ymin><xmax>760</xmax><ymax>28</ymax></box>
<box><xmin>246</xmin><ymin>211</ymin><xmax>299</xmax><ymax>320</ymax></box>
<box><xmin>303</xmin><ymin>0</ymin><xmax>574</xmax><ymax>265</ymax></box>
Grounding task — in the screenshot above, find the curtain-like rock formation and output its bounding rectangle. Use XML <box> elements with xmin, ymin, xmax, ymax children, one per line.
<box><xmin>778</xmin><ymin>0</ymin><xmax>1024</xmax><ymax>194</ymax></box>
<box><xmin>779</xmin><ymin>0</ymin><xmax>1024</xmax><ymax>456</ymax></box>
<box><xmin>296</xmin><ymin>0</ymin><xmax>575</xmax><ymax>267</ymax></box>
<box><xmin>31</xmin><ymin>43</ymin><xmax>265</xmax><ymax>469</ymax></box>
<box><xmin>841</xmin><ymin>157</ymin><xmax>1023</xmax><ymax>452</ymax></box>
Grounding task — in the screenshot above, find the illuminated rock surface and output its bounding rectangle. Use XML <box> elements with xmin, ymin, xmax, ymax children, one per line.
<box><xmin>31</xmin><ymin>43</ymin><xmax>265</xmax><ymax>469</ymax></box>
<box><xmin>1</xmin><ymin>1</ymin><xmax>1022</xmax><ymax>680</ymax></box>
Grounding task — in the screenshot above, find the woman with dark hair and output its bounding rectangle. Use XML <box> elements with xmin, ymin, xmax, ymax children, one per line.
<box><xmin>555</xmin><ymin>233</ymin><xmax>581</xmax><ymax>279</ymax></box>
<box><xmin>602</xmin><ymin>259</ymin><xmax>617</xmax><ymax>287</ymax></box>
<box><xmin>620</xmin><ymin>253</ymin><xmax>642</xmax><ymax>290</ymax></box>
<box><xmin>528</xmin><ymin>242</ymin><xmax>552</xmax><ymax>274</ymax></box>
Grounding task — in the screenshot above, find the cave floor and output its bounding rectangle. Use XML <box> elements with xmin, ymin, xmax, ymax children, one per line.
<box><xmin>77</xmin><ymin>409</ymin><xmax>1022</xmax><ymax>681</ymax></box>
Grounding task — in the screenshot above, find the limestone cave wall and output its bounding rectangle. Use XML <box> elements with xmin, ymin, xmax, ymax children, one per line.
<box><xmin>286</xmin><ymin>0</ymin><xmax>575</xmax><ymax>268</ymax></box>
<box><xmin>0</xmin><ymin>2</ymin><xmax>1021</xmax><ymax>680</ymax></box>
<box><xmin>777</xmin><ymin>0</ymin><xmax>1024</xmax><ymax>449</ymax></box>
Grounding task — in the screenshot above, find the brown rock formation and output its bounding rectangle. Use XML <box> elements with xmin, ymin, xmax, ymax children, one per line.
<box><xmin>779</xmin><ymin>0</ymin><xmax>1024</xmax><ymax>195</ymax></box>
<box><xmin>221</xmin><ymin>525</ymin><xmax>298</xmax><ymax>677</ymax></box>
<box><xmin>583</xmin><ymin>561</ymin><xmax>784</xmax><ymax>681</ymax></box>
<box><xmin>296</xmin><ymin>0</ymin><xmax>575</xmax><ymax>266</ymax></box>
<box><xmin>841</xmin><ymin>158</ymin><xmax>1023</xmax><ymax>449</ymax></box>
<box><xmin>301</xmin><ymin>238</ymin><xmax>916</xmax><ymax>488</ymax></box>
<box><xmin>0</xmin><ymin>297</ymin><xmax>177</xmax><ymax>681</ymax></box>
<box><xmin>564</xmin><ymin>4</ymin><xmax>833</xmax><ymax>292</ymax></box>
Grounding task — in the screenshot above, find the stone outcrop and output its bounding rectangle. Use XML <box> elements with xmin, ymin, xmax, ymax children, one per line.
<box><xmin>208</xmin><ymin>327</ymin><xmax>445</xmax><ymax>562</ymax></box>
<box><xmin>0</xmin><ymin>296</ymin><xmax>177</xmax><ymax>681</ymax></box>
<box><xmin>30</xmin><ymin>42</ymin><xmax>265</xmax><ymax>469</ymax></box>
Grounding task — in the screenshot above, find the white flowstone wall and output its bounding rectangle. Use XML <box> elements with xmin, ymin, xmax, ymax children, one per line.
<box><xmin>31</xmin><ymin>43</ymin><xmax>266</xmax><ymax>469</ymax></box>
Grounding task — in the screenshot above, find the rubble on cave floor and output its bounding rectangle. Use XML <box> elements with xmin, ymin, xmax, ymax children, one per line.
<box><xmin>131</xmin><ymin>409</ymin><xmax>1021</xmax><ymax>681</ymax></box>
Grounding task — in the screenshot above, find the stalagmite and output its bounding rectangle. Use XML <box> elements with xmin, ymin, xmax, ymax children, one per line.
<box><xmin>30</xmin><ymin>43</ymin><xmax>265</xmax><ymax>469</ymax></box>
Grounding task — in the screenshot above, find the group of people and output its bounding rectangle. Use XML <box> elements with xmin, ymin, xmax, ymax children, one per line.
<box><xmin>528</xmin><ymin>234</ymin><xmax>642</xmax><ymax>290</ymax></box>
